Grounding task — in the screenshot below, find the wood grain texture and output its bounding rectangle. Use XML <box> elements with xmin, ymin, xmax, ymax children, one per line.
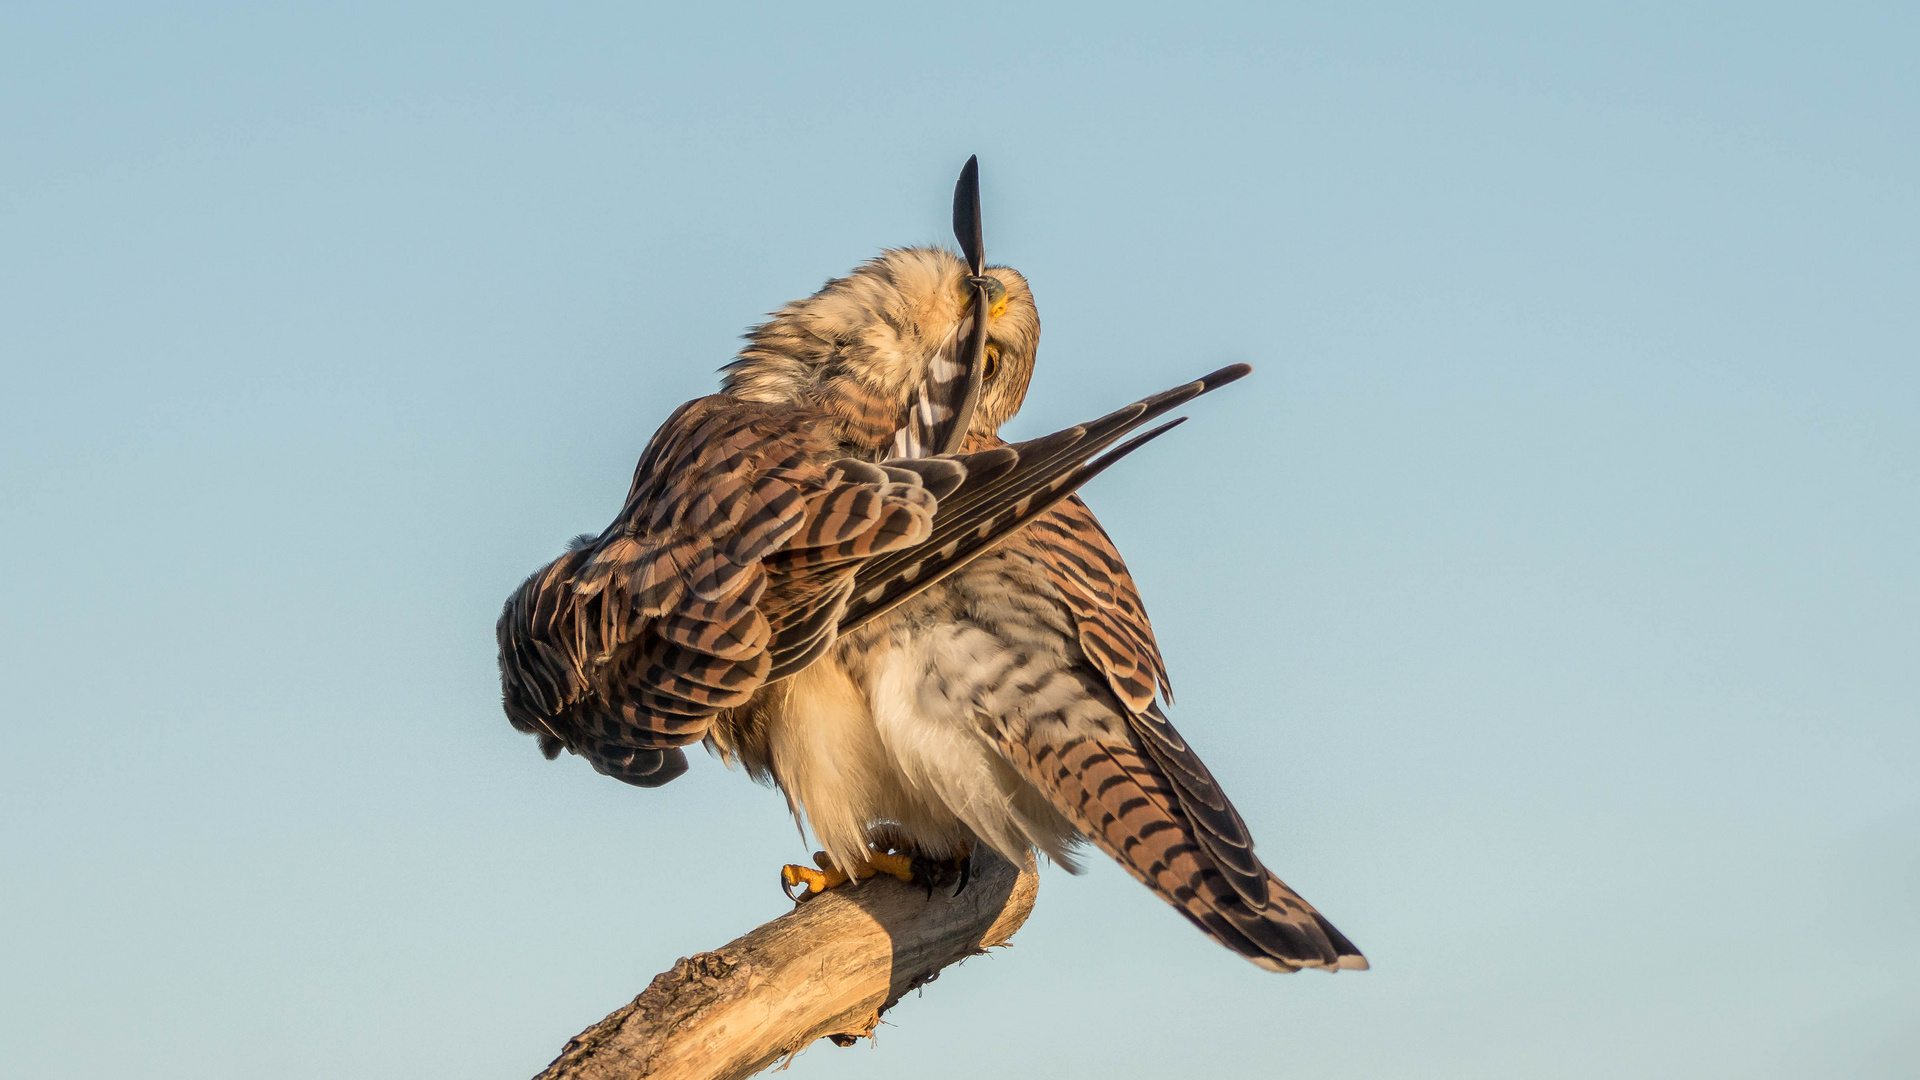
<box><xmin>530</xmin><ymin>851</ymin><xmax>1038</xmax><ymax>1080</ymax></box>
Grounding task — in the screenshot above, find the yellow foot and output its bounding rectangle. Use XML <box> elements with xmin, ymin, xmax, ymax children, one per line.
<box><xmin>780</xmin><ymin>848</ymin><xmax>916</xmax><ymax>902</ymax></box>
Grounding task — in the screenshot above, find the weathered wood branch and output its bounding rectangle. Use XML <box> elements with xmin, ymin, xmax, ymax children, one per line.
<box><xmin>532</xmin><ymin>850</ymin><xmax>1039</xmax><ymax>1080</ymax></box>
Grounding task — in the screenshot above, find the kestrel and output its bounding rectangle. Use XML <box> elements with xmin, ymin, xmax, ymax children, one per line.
<box><xmin>497</xmin><ymin>159</ymin><xmax>1365</xmax><ymax>972</ymax></box>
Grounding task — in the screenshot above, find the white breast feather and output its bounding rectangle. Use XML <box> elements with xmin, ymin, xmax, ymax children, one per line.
<box><xmin>868</xmin><ymin>629</ymin><xmax>1082</xmax><ymax>869</ymax></box>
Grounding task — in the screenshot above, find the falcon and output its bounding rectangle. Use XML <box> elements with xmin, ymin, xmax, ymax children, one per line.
<box><xmin>497</xmin><ymin>159</ymin><xmax>1366</xmax><ymax>972</ymax></box>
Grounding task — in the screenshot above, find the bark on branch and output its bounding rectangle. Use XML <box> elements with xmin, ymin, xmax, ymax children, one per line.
<box><xmin>531</xmin><ymin>850</ymin><xmax>1039</xmax><ymax>1080</ymax></box>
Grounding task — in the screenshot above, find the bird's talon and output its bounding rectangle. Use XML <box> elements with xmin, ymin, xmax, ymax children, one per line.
<box><xmin>781</xmin><ymin>859</ymin><xmax>846</xmax><ymax>902</ymax></box>
<box><xmin>780</xmin><ymin>863</ymin><xmax>817</xmax><ymax>902</ymax></box>
<box><xmin>780</xmin><ymin>847</ymin><xmax>914</xmax><ymax>902</ymax></box>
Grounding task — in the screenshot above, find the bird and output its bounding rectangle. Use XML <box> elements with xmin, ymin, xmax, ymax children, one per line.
<box><xmin>496</xmin><ymin>158</ymin><xmax>1366</xmax><ymax>973</ymax></box>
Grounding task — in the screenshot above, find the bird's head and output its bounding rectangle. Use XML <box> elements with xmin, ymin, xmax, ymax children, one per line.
<box><xmin>721</xmin><ymin>245</ymin><xmax>1041</xmax><ymax>456</ymax></box>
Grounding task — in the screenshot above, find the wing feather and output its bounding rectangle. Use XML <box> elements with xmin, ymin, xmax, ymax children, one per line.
<box><xmin>1018</xmin><ymin>496</ymin><xmax>1174</xmax><ymax>710</ymax></box>
<box><xmin>497</xmin><ymin>396</ymin><xmax>941</xmax><ymax>784</ymax></box>
<box><xmin>840</xmin><ymin>364</ymin><xmax>1251</xmax><ymax>632</ymax></box>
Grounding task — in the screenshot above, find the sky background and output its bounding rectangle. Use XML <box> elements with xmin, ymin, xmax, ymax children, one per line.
<box><xmin>3</xmin><ymin>3</ymin><xmax>1916</xmax><ymax>1078</ymax></box>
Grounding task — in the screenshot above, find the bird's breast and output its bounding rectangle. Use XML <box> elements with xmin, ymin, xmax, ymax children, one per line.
<box><xmin>735</xmin><ymin>590</ymin><xmax>1081</xmax><ymax>876</ymax></box>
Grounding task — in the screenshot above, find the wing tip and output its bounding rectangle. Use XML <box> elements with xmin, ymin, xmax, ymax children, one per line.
<box><xmin>1204</xmin><ymin>362</ymin><xmax>1253</xmax><ymax>388</ymax></box>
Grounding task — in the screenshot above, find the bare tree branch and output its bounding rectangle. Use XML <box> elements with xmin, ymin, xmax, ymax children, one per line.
<box><xmin>531</xmin><ymin>851</ymin><xmax>1040</xmax><ymax>1080</ymax></box>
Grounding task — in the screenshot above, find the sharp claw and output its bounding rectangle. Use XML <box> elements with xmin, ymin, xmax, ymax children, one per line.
<box><xmin>781</xmin><ymin>864</ymin><xmax>809</xmax><ymax>903</ymax></box>
<box><xmin>782</xmin><ymin>860</ymin><xmax>842</xmax><ymax>902</ymax></box>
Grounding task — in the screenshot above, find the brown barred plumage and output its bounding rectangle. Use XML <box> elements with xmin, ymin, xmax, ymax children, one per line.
<box><xmin>498</xmin><ymin>168</ymin><xmax>1364</xmax><ymax>973</ymax></box>
<box><xmin>1020</xmin><ymin>494</ymin><xmax>1173</xmax><ymax>712</ymax></box>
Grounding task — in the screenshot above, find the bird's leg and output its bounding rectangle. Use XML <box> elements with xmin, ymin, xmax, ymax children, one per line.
<box><xmin>781</xmin><ymin>847</ymin><xmax>916</xmax><ymax>901</ymax></box>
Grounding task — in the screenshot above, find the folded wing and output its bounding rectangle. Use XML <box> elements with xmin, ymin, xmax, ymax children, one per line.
<box><xmin>497</xmin><ymin>396</ymin><xmax>945</xmax><ymax>786</ymax></box>
<box><xmin>997</xmin><ymin>495</ymin><xmax>1368</xmax><ymax>972</ymax></box>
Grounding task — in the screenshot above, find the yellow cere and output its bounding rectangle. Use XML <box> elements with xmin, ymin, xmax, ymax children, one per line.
<box><xmin>968</xmin><ymin>275</ymin><xmax>1011</xmax><ymax>319</ymax></box>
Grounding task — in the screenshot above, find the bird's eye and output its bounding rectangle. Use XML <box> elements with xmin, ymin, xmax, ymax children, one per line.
<box><xmin>983</xmin><ymin>344</ymin><xmax>1002</xmax><ymax>381</ymax></box>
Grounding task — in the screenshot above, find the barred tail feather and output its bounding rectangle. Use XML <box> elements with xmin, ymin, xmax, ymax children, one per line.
<box><xmin>1008</xmin><ymin>729</ymin><xmax>1365</xmax><ymax>972</ymax></box>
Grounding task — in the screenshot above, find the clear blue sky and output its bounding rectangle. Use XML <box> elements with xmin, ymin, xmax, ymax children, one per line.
<box><xmin>3</xmin><ymin>3</ymin><xmax>1914</xmax><ymax>1078</ymax></box>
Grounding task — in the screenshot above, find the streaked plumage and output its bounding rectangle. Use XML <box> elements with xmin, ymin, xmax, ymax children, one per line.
<box><xmin>498</xmin><ymin>166</ymin><xmax>1364</xmax><ymax>972</ymax></box>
